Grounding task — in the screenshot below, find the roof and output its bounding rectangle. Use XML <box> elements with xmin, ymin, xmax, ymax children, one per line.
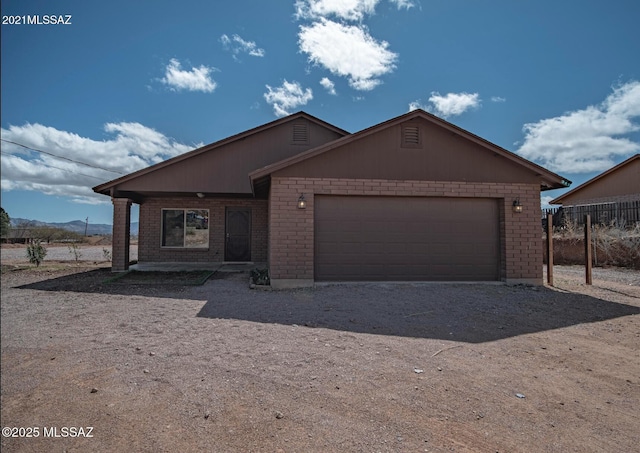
<box><xmin>93</xmin><ymin>112</ymin><xmax>349</xmax><ymax>196</ymax></box>
<box><xmin>250</xmin><ymin>109</ymin><xmax>571</xmax><ymax>191</ymax></box>
<box><xmin>551</xmin><ymin>154</ymin><xmax>640</xmax><ymax>205</ymax></box>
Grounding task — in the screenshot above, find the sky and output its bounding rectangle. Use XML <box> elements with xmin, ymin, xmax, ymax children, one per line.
<box><xmin>1</xmin><ymin>0</ymin><xmax>639</xmax><ymax>225</ymax></box>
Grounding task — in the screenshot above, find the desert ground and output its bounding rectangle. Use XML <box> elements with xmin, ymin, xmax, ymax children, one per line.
<box><xmin>1</xmin><ymin>245</ymin><xmax>639</xmax><ymax>452</ymax></box>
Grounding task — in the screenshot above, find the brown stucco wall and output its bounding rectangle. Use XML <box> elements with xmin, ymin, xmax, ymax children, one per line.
<box><xmin>137</xmin><ymin>197</ymin><xmax>267</xmax><ymax>264</ymax></box>
<box><xmin>268</xmin><ymin>177</ymin><xmax>541</xmax><ymax>287</ymax></box>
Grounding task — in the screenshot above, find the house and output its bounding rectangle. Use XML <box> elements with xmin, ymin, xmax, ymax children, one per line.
<box><xmin>93</xmin><ymin>109</ymin><xmax>569</xmax><ymax>287</ymax></box>
<box><xmin>550</xmin><ymin>154</ymin><xmax>640</xmax><ymax>226</ymax></box>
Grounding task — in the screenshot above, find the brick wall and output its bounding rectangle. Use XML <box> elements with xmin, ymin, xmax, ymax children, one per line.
<box><xmin>269</xmin><ymin>177</ymin><xmax>541</xmax><ymax>285</ymax></box>
<box><xmin>138</xmin><ymin>197</ymin><xmax>267</xmax><ymax>263</ymax></box>
<box><xmin>112</xmin><ymin>198</ymin><xmax>131</xmax><ymax>272</ymax></box>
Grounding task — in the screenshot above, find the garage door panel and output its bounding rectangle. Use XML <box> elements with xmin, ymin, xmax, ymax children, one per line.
<box><xmin>315</xmin><ymin>196</ymin><xmax>500</xmax><ymax>281</ymax></box>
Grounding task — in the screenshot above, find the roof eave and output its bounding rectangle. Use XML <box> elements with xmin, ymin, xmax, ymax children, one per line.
<box><xmin>550</xmin><ymin>154</ymin><xmax>639</xmax><ymax>204</ymax></box>
<box><xmin>251</xmin><ymin>109</ymin><xmax>571</xmax><ymax>190</ymax></box>
<box><xmin>93</xmin><ymin>111</ymin><xmax>349</xmax><ymax>196</ymax></box>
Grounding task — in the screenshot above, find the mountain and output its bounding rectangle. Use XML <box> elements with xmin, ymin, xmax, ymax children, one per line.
<box><xmin>10</xmin><ymin>218</ymin><xmax>139</xmax><ymax>236</ymax></box>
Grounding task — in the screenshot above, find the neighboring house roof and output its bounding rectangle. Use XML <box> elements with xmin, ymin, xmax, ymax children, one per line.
<box><xmin>551</xmin><ymin>154</ymin><xmax>640</xmax><ymax>205</ymax></box>
<box><xmin>93</xmin><ymin>112</ymin><xmax>349</xmax><ymax>200</ymax></box>
<box><xmin>250</xmin><ymin>109</ymin><xmax>570</xmax><ymax>191</ymax></box>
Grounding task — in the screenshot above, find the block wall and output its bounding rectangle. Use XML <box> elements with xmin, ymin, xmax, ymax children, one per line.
<box><xmin>268</xmin><ymin>177</ymin><xmax>542</xmax><ymax>284</ymax></box>
<box><xmin>111</xmin><ymin>198</ymin><xmax>132</xmax><ymax>272</ymax></box>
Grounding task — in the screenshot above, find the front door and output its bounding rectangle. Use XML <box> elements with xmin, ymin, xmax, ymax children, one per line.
<box><xmin>225</xmin><ymin>208</ymin><xmax>251</xmax><ymax>261</ymax></box>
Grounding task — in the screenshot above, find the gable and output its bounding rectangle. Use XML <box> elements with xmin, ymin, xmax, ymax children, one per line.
<box><xmin>551</xmin><ymin>155</ymin><xmax>640</xmax><ymax>205</ymax></box>
<box><xmin>271</xmin><ymin>116</ymin><xmax>548</xmax><ymax>186</ymax></box>
<box><xmin>94</xmin><ymin>113</ymin><xmax>347</xmax><ymax>199</ymax></box>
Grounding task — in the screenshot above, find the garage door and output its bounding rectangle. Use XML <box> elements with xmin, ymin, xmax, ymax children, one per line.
<box><xmin>314</xmin><ymin>196</ymin><xmax>500</xmax><ymax>281</ymax></box>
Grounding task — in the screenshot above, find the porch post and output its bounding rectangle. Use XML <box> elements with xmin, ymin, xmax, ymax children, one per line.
<box><xmin>112</xmin><ymin>198</ymin><xmax>132</xmax><ymax>272</ymax></box>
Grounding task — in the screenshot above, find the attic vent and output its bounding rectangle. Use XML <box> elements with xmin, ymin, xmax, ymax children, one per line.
<box><xmin>292</xmin><ymin>123</ymin><xmax>309</xmax><ymax>144</ymax></box>
<box><xmin>402</xmin><ymin>124</ymin><xmax>421</xmax><ymax>148</ymax></box>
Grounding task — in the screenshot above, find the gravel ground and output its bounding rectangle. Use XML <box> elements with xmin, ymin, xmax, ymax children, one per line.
<box><xmin>1</xmin><ymin>255</ymin><xmax>639</xmax><ymax>452</ymax></box>
<box><xmin>0</xmin><ymin>245</ymin><xmax>138</xmax><ymax>263</ymax></box>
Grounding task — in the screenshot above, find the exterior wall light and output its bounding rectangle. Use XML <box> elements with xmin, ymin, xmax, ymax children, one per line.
<box><xmin>512</xmin><ymin>198</ymin><xmax>523</xmax><ymax>213</ymax></box>
<box><xmin>196</xmin><ymin>192</ymin><xmax>205</xmax><ymax>198</ymax></box>
<box><xmin>297</xmin><ymin>193</ymin><xmax>307</xmax><ymax>209</ymax></box>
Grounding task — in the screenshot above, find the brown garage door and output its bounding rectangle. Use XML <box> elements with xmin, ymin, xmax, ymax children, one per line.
<box><xmin>314</xmin><ymin>196</ymin><xmax>500</xmax><ymax>281</ymax></box>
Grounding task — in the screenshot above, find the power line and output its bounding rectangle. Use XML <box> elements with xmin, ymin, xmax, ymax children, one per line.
<box><xmin>0</xmin><ymin>150</ymin><xmax>106</xmax><ymax>181</ymax></box>
<box><xmin>0</xmin><ymin>138</ymin><xmax>124</xmax><ymax>175</ymax></box>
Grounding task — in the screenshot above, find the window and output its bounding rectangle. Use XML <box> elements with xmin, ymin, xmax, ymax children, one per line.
<box><xmin>161</xmin><ymin>209</ymin><xmax>209</xmax><ymax>248</ymax></box>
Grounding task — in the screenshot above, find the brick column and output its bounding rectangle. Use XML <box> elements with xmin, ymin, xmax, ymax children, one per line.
<box><xmin>112</xmin><ymin>198</ymin><xmax>132</xmax><ymax>272</ymax></box>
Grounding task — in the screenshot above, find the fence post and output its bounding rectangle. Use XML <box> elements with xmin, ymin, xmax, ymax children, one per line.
<box><xmin>584</xmin><ymin>214</ymin><xmax>592</xmax><ymax>285</ymax></box>
<box><xmin>546</xmin><ymin>213</ymin><xmax>553</xmax><ymax>286</ymax></box>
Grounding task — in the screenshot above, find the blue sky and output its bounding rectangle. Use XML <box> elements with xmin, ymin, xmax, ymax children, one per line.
<box><xmin>1</xmin><ymin>0</ymin><xmax>639</xmax><ymax>225</ymax></box>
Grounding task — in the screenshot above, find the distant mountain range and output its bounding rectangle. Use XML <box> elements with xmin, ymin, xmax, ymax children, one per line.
<box><xmin>10</xmin><ymin>218</ymin><xmax>139</xmax><ymax>236</ymax></box>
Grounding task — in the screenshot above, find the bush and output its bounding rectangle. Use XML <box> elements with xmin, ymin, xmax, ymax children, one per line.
<box><xmin>544</xmin><ymin>222</ymin><xmax>640</xmax><ymax>269</ymax></box>
<box><xmin>102</xmin><ymin>248</ymin><xmax>112</xmax><ymax>262</ymax></box>
<box><xmin>250</xmin><ymin>268</ymin><xmax>270</xmax><ymax>286</ymax></box>
<box><xmin>68</xmin><ymin>243</ymin><xmax>82</xmax><ymax>261</ymax></box>
<box><xmin>26</xmin><ymin>240</ymin><xmax>47</xmax><ymax>267</ymax></box>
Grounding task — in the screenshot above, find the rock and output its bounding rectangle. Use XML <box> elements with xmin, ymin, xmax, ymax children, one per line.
<box><xmin>90</xmin><ymin>388</ymin><xmax>98</xmax><ymax>393</ymax></box>
<box><xmin>516</xmin><ymin>393</ymin><xmax>525</xmax><ymax>399</ymax></box>
<box><xmin>414</xmin><ymin>368</ymin><xmax>424</xmax><ymax>374</ymax></box>
<box><xmin>143</xmin><ymin>369</ymin><xmax>150</xmax><ymax>374</ymax></box>
<box><xmin>275</xmin><ymin>411</ymin><xmax>284</xmax><ymax>419</ymax></box>
<box><xmin>149</xmin><ymin>352</ymin><xmax>155</xmax><ymax>356</ymax></box>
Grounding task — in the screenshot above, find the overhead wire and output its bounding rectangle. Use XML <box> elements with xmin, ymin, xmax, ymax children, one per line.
<box><xmin>0</xmin><ymin>138</ymin><xmax>124</xmax><ymax>175</ymax></box>
<box><xmin>0</xmin><ymin>150</ymin><xmax>106</xmax><ymax>181</ymax></box>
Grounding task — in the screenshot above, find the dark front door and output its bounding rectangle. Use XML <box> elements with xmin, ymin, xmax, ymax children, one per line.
<box><xmin>225</xmin><ymin>208</ymin><xmax>251</xmax><ymax>261</ymax></box>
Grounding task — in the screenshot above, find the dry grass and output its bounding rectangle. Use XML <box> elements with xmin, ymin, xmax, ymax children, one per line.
<box><xmin>545</xmin><ymin>222</ymin><xmax>640</xmax><ymax>269</ymax></box>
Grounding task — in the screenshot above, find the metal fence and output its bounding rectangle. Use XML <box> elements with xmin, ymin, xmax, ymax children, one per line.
<box><xmin>542</xmin><ymin>200</ymin><xmax>640</xmax><ymax>230</ymax></box>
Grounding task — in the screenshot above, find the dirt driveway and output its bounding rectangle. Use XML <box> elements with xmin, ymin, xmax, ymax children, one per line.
<box><xmin>1</xmin><ymin>262</ymin><xmax>639</xmax><ymax>452</ymax></box>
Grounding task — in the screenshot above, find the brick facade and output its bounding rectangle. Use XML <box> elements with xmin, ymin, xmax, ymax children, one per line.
<box><xmin>112</xmin><ymin>198</ymin><xmax>132</xmax><ymax>272</ymax></box>
<box><xmin>269</xmin><ymin>177</ymin><xmax>541</xmax><ymax>287</ymax></box>
<box><xmin>138</xmin><ymin>197</ymin><xmax>268</xmax><ymax>264</ymax></box>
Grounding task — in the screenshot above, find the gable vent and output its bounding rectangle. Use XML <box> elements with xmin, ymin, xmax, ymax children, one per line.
<box><xmin>402</xmin><ymin>124</ymin><xmax>421</xmax><ymax>148</ymax></box>
<box><xmin>292</xmin><ymin>123</ymin><xmax>309</xmax><ymax>144</ymax></box>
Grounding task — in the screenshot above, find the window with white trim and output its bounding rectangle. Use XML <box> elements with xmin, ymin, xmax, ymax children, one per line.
<box><xmin>161</xmin><ymin>209</ymin><xmax>209</xmax><ymax>248</ymax></box>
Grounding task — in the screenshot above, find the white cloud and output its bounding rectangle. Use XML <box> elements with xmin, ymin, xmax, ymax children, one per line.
<box><xmin>320</xmin><ymin>77</ymin><xmax>337</xmax><ymax>95</ymax></box>
<box><xmin>409</xmin><ymin>92</ymin><xmax>481</xmax><ymax>117</ymax></box>
<box><xmin>294</xmin><ymin>0</ymin><xmax>379</xmax><ymax>21</ymax></box>
<box><xmin>0</xmin><ymin>122</ymin><xmax>197</xmax><ymax>204</ymax></box>
<box><xmin>389</xmin><ymin>0</ymin><xmax>416</xmax><ymax>10</ymax></box>
<box><xmin>298</xmin><ymin>19</ymin><xmax>397</xmax><ymax>91</ymax></box>
<box><xmin>428</xmin><ymin>92</ymin><xmax>481</xmax><ymax>117</ymax></box>
<box><xmin>491</xmin><ymin>96</ymin><xmax>506</xmax><ymax>103</ymax></box>
<box><xmin>264</xmin><ymin>80</ymin><xmax>313</xmax><ymax>117</ymax></box>
<box><xmin>541</xmin><ymin>195</ymin><xmax>555</xmax><ymax>209</ymax></box>
<box><xmin>161</xmin><ymin>58</ymin><xmax>217</xmax><ymax>93</ymax></box>
<box><xmin>517</xmin><ymin>80</ymin><xmax>640</xmax><ymax>174</ymax></box>
<box><xmin>220</xmin><ymin>34</ymin><xmax>265</xmax><ymax>60</ymax></box>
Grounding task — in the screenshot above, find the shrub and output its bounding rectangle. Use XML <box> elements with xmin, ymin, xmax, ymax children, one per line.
<box><xmin>250</xmin><ymin>268</ymin><xmax>270</xmax><ymax>286</ymax></box>
<box><xmin>26</xmin><ymin>240</ymin><xmax>47</xmax><ymax>267</ymax></box>
<box><xmin>68</xmin><ymin>243</ymin><xmax>82</xmax><ymax>261</ymax></box>
<box><xmin>102</xmin><ymin>248</ymin><xmax>112</xmax><ymax>262</ymax></box>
